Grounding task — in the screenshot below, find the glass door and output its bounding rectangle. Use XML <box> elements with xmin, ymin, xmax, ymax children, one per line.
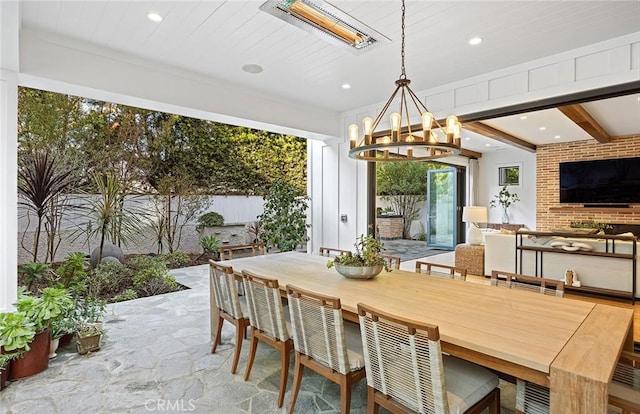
<box><xmin>426</xmin><ymin>167</ymin><xmax>458</xmax><ymax>249</ymax></box>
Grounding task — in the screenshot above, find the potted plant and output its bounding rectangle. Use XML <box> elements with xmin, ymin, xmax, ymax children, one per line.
<box><xmin>198</xmin><ymin>235</ymin><xmax>221</xmax><ymax>261</ymax></box>
<box><xmin>75</xmin><ymin>322</ymin><xmax>104</xmax><ymax>355</ymax></box>
<box><xmin>74</xmin><ymin>297</ymin><xmax>106</xmax><ymax>355</ymax></box>
<box><xmin>326</xmin><ymin>234</ymin><xmax>390</xmax><ymax>279</ymax></box>
<box><xmin>489</xmin><ymin>186</ymin><xmax>520</xmax><ymax>224</ymax></box>
<box><xmin>0</xmin><ymin>312</ymin><xmax>35</xmax><ymax>384</ymax></box>
<box><xmin>11</xmin><ymin>287</ymin><xmax>73</xmax><ymax>378</ymax></box>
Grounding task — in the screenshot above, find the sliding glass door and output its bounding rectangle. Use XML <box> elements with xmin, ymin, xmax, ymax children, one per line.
<box><xmin>426</xmin><ymin>167</ymin><xmax>459</xmax><ymax>249</ymax></box>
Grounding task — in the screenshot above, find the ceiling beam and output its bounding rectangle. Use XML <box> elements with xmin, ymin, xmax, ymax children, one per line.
<box><xmin>558</xmin><ymin>104</ymin><xmax>611</xmax><ymax>143</ymax></box>
<box><xmin>461</xmin><ymin>148</ymin><xmax>482</xmax><ymax>159</ymax></box>
<box><xmin>464</xmin><ymin>122</ymin><xmax>537</xmax><ymax>153</ymax></box>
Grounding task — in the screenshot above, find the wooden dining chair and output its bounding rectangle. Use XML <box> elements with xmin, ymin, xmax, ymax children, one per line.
<box><xmin>209</xmin><ymin>261</ymin><xmax>250</xmax><ymax>374</ymax></box>
<box><xmin>241</xmin><ymin>270</ymin><xmax>293</xmax><ymax>408</ymax></box>
<box><xmin>219</xmin><ymin>242</ymin><xmax>265</xmax><ymax>261</ymax></box>
<box><xmin>357</xmin><ymin>302</ymin><xmax>500</xmax><ymax>414</ymax></box>
<box><xmin>379</xmin><ymin>254</ymin><xmax>401</xmax><ymax>270</ymax></box>
<box><xmin>415</xmin><ymin>261</ymin><xmax>467</xmax><ymax>281</ymax></box>
<box><xmin>286</xmin><ymin>284</ymin><xmax>366</xmax><ymax>414</ymax></box>
<box><xmin>491</xmin><ymin>270</ymin><xmax>565</xmax><ymax>297</ymax></box>
<box><xmin>318</xmin><ymin>247</ymin><xmax>352</xmax><ymax>257</ymax></box>
<box><xmin>608</xmin><ymin>350</ymin><xmax>640</xmax><ymax>414</ymax></box>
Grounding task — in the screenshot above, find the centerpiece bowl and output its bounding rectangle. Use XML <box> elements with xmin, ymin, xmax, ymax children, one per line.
<box><xmin>334</xmin><ymin>263</ymin><xmax>383</xmax><ymax>280</ymax></box>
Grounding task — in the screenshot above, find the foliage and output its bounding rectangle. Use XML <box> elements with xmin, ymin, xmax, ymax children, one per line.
<box><xmin>245</xmin><ymin>221</ymin><xmax>263</xmax><ymax>243</ymax></box>
<box><xmin>196</xmin><ymin>211</ymin><xmax>224</xmax><ymax>231</ymax></box>
<box><xmin>19</xmin><ymin>262</ymin><xmax>52</xmax><ymax>291</ymax></box>
<box><xmin>132</xmin><ymin>263</ymin><xmax>178</xmax><ymax>297</ymax></box>
<box><xmin>73</xmin><ymin>297</ymin><xmax>106</xmax><ymax>333</ymax></box>
<box><xmin>570</xmin><ymin>219</ymin><xmax>612</xmax><ymax>232</ymax></box>
<box><xmin>158</xmin><ymin>252</ymin><xmax>191</xmax><ymax>268</ymax></box>
<box><xmin>326</xmin><ymin>235</ymin><xmax>390</xmax><ymax>272</ymax></box>
<box><xmin>88</xmin><ymin>261</ymin><xmax>134</xmax><ymax>299</ymax></box>
<box><xmin>0</xmin><ymin>312</ymin><xmax>36</xmax><ymax>353</ymax></box>
<box><xmin>16</xmin><ymin>287</ymin><xmax>73</xmax><ymax>332</ymax></box>
<box><xmin>258</xmin><ymin>181</ymin><xmax>309</xmax><ymax>252</ymax></box>
<box><xmin>51</xmin><ymin>315</ymin><xmax>77</xmax><ymax>339</ymax></box>
<box><xmin>112</xmin><ymin>289</ymin><xmax>138</xmax><ymax>303</ymax></box>
<box><xmin>489</xmin><ymin>186</ymin><xmax>520</xmax><ymax>211</ymax></box>
<box><xmin>200</xmin><ymin>236</ymin><xmax>221</xmax><ymax>254</ymax></box>
<box><xmin>376</xmin><ymin>162</ymin><xmax>445</xmax><ymax>238</ymax></box>
<box><xmin>18</xmin><ymin>151</ymin><xmax>78</xmax><ymax>262</ymax></box>
<box><xmin>77</xmin><ymin>324</ymin><xmax>104</xmax><ymax>338</ymax></box>
<box><xmin>55</xmin><ymin>252</ymin><xmax>89</xmax><ymax>290</ymax></box>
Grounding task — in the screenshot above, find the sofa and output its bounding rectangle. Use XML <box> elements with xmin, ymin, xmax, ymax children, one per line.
<box><xmin>484</xmin><ymin>232</ymin><xmax>639</xmax><ymax>298</ymax></box>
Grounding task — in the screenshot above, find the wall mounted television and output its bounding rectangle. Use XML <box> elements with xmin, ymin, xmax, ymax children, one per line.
<box><xmin>559</xmin><ymin>157</ymin><xmax>640</xmax><ymax>205</ymax></box>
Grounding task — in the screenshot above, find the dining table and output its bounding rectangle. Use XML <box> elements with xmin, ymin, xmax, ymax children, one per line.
<box><xmin>211</xmin><ymin>251</ymin><xmax>634</xmax><ymax>413</ymax></box>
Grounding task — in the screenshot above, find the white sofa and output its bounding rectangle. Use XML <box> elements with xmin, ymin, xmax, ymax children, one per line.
<box><xmin>484</xmin><ymin>232</ymin><xmax>640</xmax><ymax>298</ymax></box>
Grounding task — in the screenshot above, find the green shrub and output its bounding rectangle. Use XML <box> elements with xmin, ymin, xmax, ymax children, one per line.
<box><xmin>127</xmin><ymin>255</ymin><xmax>162</xmax><ymax>271</ymax></box>
<box><xmin>196</xmin><ymin>211</ymin><xmax>224</xmax><ymax>231</ymax></box>
<box><xmin>200</xmin><ymin>235</ymin><xmax>221</xmax><ymax>254</ymax></box>
<box><xmin>158</xmin><ymin>252</ymin><xmax>191</xmax><ymax>268</ymax></box>
<box><xmin>132</xmin><ymin>262</ymin><xmax>177</xmax><ymax>297</ymax></box>
<box><xmin>56</xmin><ymin>252</ymin><xmax>89</xmax><ymax>291</ymax></box>
<box><xmin>112</xmin><ymin>289</ymin><xmax>138</xmax><ymax>303</ymax></box>
<box><xmin>88</xmin><ymin>261</ymin><xmax>134</xmax><ymax>299</ymax></box>
<box><xmin>18</xmin><ymin>262</ymin><xmax>51</xmax><ymax>291</ymax></box>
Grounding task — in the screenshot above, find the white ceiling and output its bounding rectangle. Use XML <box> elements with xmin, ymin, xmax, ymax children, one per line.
<box><xmin>18</xmin><ymin>1</ymin><xmax>640</xmax><ymax>153</ymax></box>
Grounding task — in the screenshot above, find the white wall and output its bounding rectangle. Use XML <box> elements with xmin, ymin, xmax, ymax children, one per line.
<box><xmin>477</xmin><ymin>149</ymin><xmax>537</xmax><ymax>229</ymax></box>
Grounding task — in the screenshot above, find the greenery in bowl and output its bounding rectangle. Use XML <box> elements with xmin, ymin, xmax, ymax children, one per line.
<box><xmin>326</xmin><ymin>234</ymin><xmax>390</xmax><ymax>272</ymax></box>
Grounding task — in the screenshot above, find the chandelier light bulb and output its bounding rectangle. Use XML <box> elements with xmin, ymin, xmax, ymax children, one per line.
<box><xmin>348</xmin><ymin>124</ymin><xmax>359</xmax><ymax>149</ymax></box>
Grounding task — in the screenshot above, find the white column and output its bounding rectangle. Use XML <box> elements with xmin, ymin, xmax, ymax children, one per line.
<box><xmin>0</xmin><ymin>1</ymin><xmax>20</xmax><ymax>312</ymax></box>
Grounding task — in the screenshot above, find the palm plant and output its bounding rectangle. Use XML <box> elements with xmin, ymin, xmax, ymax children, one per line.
<box><xmin>18</xmin><ymin>151</ymin><xmax>77</xmax><ymax>262</ymax></box>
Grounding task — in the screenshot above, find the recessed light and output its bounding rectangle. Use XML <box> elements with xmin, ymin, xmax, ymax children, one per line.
<box><xmin>485</xmin><ymin>143</ymin><xmax>491</xmax><ymax>147</ymax></box>
<box><xmin>147</xmin><ymin>12</ymin><xmax>163</xmax><ymax>22</ymax></box>
<box><xmin>465</xmin><ymin>137</ymin><xmax>471</xmax><ymax>141</ymax></box>
<box><xmin>242</xmin><ymin>64</ymin><xmax>263</xmax><ymax>74</ymax></box>
<box><xmin>341</xmin><ymin>83</ymin><xmax>351</xmax><ymax>89</ymax></box>
<box><xmin>469</xmin><ymin>37</ymin><xmax>482</xmax><ymax>46</ymax></box>
<box><xmin>637</xmin><ymin>96</ymin><xmax>640</xmax><ymax>102</ymax></box>
<box><xmin>519</xmin><ymin>115</ymin><xmax>528</xmax><ymax>120</ymax></box>
<box><xmin>554</xmin><ymin>135</ymin><xmax>561</xmax><ymax>139</ymax></box>
<box><xmin>539</xmin><ymin>127</ymin><xmax>546</xmax><ymax>131</ymax></box>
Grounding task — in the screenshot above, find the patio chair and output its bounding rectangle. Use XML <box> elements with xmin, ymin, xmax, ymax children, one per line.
<box><xmin>209</xmin><ymin>261</ymin><xmax>250</xmax><ymax>374</ymax></box>
<box><xmin>319</xmin><ymin>247</ymin><xmax>352</xmax><ymax>257</ymax></box>
<box><xmin>379</xmin><ymin>254</ymin><xmax>401</xmax><ymax>270</ymax></box>
<box><xmin>415</xmin><ymin>261</ymin><xmax>467</xmax><ymax>281</ymax></box>
<box><xmin>608</xmin><ymin>350</ymin><xmax>640</xmax><ymax>414</ymax></box>
<box><xmin>491</xmin><ymin>270</ymin><xmax>564</xmax><ymax>297</ymax></box>
<box><xmin>219</xmin><ymin>242</ymin><xmax>265</xmax><ymax>295</ymax></box>
<box><xmin>286</xmin><ymin>284</ymin><xmax>366</xmax><ymax>414</ymax></box>
<box><xmin>241</xmin><ymin>270</ymin><xmax>293</xmax><ymax>408</ymax></box>
<box><xmin>357</xmin><ymin>302</ymin><xmax>500</xmax><ymax>414</ymax></box>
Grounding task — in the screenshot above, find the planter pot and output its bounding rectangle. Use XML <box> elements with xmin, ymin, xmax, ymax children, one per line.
<box><xmin>49</xmin><ymin>337</ymin><xmax>60</xmax><ymax>359</ymax></box>
<box><xmin>0</xmin><ymin>361</ymin><xmax>9</xmax><ymax>391</ymax></box>
<box><xmin>334</xmin><ymin>264</ymin><xmax>383</xmax><ymax>280</ymax></box>
<box><xmin>76</xmin><ymin>333</ymin><xmax>102</xmax><ymax>355</ymax></box>
<box><xmin>58</xmin><ymin>332</ymin><xmax>74</xmax><ymax>348</ymax></box>
<box><xmin>9</xmin><ymin>329</ymin><xmax>50</xmax><ymax>380</ymax></box>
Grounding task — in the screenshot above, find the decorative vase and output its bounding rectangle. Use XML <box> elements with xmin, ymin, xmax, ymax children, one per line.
<box><xmin>9</xmin><ymin>328</ymin><xmax>50</xmax><ymax>380</ymax></box>
<box><xmin>49</xmin><ymin>337</ymin><xmax>60</xmax><ymax>359</ymax></box>
<box><xmin>334</xmin><ymin>264</ymin><xmax>383</xmax><ymax>280</ymax></box>
<box><xmin>501</xmin><ymin>208</ymin><xmax>509</xmax><ymax>224</ymax></box>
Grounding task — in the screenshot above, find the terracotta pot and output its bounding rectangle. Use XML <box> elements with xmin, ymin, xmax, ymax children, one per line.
<box><xmin>0</xmin><ymin>361</ymin><xmax>9</xmax><ymax>391</ymax></box>
<box><xmin>9</xmin><ymin>329</ymin><xmax>50</xmax><ymax>380</ymax></box>
<box><xmin>58</xmin><ymin>332</ymin><xmax>74</xmax><ymax>347</ymax></box>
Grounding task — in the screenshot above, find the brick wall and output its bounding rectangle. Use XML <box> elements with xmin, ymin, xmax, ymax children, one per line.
<box><xmin>536</xmin><ymin>135</ymin><xmax>640</xmax><ymax>231</ymax></box>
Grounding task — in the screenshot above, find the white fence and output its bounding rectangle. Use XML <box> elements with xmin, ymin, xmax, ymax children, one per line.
<box><xmin>17</xmin><ymin>195</ymin><xmax>264</xmax><ymax>264</ymax></box>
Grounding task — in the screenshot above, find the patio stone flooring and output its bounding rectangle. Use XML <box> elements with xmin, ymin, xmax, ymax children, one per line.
<box><xmin>0</xmin><ymin>255</ymin><xmax>515</xmax><ymax>414</ymax></box>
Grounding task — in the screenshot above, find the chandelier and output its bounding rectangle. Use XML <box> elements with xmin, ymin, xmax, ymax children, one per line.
<box><xmin>348</xmin><ymin>0</ymin><xmax>462</xmax><ymax>162</ymax></box>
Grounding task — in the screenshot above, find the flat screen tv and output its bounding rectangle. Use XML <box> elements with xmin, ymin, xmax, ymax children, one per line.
<box><xmin>559</xmin><ymin>157</ymin><xmax>640</xmax><ymax>205</ymax></box>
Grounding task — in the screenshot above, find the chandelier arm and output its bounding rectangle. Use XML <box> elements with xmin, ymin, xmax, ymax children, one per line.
<box><xmin>371</xmin><ymin>83</ymin><xmax>403</xmax><ymax>132</ymax></box>
<box><xmin>401</xmin><ymin>88</ymin><xmax>412</xmax><ymax>137</ymax></box>
<box><xmin>406</xmin><ymin>85</ymin><xmax>428</xmax><ymax>114</ymax></box>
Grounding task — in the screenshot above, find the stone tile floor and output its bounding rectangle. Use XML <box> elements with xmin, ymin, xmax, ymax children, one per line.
<box><xmin>0</xmin><ymin>254</ymin><xmax>515</xmax><ymax>414</ymax></box>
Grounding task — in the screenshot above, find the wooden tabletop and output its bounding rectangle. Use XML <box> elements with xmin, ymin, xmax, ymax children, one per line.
<box><xmin>221</xmin><ymin>251</ymin><xmax>634</xmax><ymax>413</ymax></box>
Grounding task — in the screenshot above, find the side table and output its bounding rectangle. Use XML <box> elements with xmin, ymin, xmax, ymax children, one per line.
<box><xmin>455</xmin><ymin>244</ymin><xmax>485</xmax><ymax>276</ymax></box>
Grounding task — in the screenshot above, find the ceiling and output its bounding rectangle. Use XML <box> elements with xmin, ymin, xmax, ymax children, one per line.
<box><xmin>18</xmin><ymin>1</ymin><xmax>640</xmax><ymax>154</ymax></box>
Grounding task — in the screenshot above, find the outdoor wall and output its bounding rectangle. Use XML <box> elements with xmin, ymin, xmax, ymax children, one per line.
<box><xmin>17</xmin><ymin>195</ymin><xmax>264</xmax><ymax>264</ymax></box>
<box><xmin>536</xmin><ymin>135</ymin><xmax>640</xmax><ymax>231</ymax></box>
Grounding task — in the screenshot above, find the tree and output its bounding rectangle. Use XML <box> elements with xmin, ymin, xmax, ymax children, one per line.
<box><xmin>258</xmin><ymin>181</ymin><xmax>309</xmax><ymax>252</ymax></box>
<box><xmin>376</xmin><ymin>162</ymin><xmax>445</xmax><ymax>238</ymax></box>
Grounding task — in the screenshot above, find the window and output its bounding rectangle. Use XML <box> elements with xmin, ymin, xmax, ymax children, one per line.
<box><xmin>498</xmin><ymin>164</ymin><xmax>521</xmax><ymax>186</ymax></box>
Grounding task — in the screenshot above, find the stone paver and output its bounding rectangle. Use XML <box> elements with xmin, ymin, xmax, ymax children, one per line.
<box><xmin>0</xmin><ymin>251</ymin><xmax>514</xmax><ymax>413</ymax></box>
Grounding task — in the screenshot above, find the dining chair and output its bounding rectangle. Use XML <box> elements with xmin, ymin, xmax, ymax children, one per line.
<box><xmin>357</xmin><ymin>302</ymin><xmax>500</xmax><ymax>414</ymax></box>
<box><xmin>319</xmin><ymin>247</ymin><xmax>352</xmax><ymax>257</ymax></box>
<box><xmin>241</xmin><ymin>270</ymin><xmax>293</xmax><ymax>408</ymax></box>
<box><xmin>379</xmin><ymin>254</ymin><xmax>401</xmax><ymax>270</ymax></box>
<box><xmin>490</xmin><ymin>270</ymin><xmax>565</xmax><ymax>297</ymax></box>
<box><xmin>209</xmin><ymin>261</ymin><xmax>250</xmax><ymax>374</ymax></box>
<box><xmin>608</xmin><ymin>350</ymin><xmax>640</xmax><ymax>414</ymax></box>
<box><xmin>286</xmin><ymin>284</ymin><xmax>366</xmax><ymax>414</ymax></box>
<box><xmin>415</xmin><ymin>261</ymin><xmax>467</xmax><ymax>281</ymax></box>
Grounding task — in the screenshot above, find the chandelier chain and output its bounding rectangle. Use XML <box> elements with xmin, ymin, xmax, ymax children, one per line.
<box><xmin>400</xmin><ymin>0</ymin><xmax>406</xmax><ymax>79</ymax></box>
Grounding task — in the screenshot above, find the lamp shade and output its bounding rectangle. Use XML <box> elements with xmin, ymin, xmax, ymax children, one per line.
<box><xmin>462</xmin><ymin>206</ymin><xmax>487</xmax><ymax>224</ymax></box>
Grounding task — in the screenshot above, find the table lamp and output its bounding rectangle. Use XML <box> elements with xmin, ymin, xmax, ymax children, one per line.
<box><xmin>462</xmin><ymin>206</ymin><xmax>487</xmax><ymax>245</ymax></box>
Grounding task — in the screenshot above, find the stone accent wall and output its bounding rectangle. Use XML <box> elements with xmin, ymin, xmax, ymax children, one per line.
<box><xmin>536</xmin><ymin>135</ymin><xmax>640</xmax><ymax>231</ymax></box>
<box><xmin>376</xmin><ymin>216</ymin><xmax>404</xmax><ymax>240</ymax></box>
